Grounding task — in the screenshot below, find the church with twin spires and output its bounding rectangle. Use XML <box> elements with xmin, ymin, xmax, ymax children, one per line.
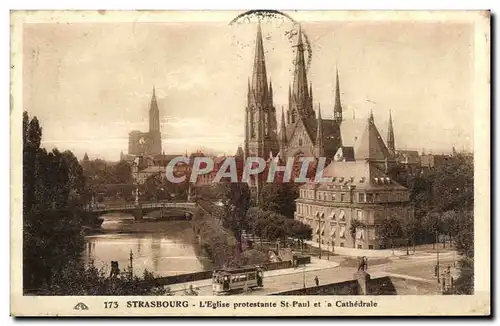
<box><xmin>244</xmin><ymin>23</ymin><xmax>397</xmax><ymax>176</ymax></box>
<box><xmin>244</xmin><ymin>23</ymin><xmax>413</xmax><ymax>250</ymax></box>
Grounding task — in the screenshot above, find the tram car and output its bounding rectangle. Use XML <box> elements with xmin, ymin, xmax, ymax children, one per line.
<box><xmin>212</xmin><ymin>265</ymin><xmax>264</xmax><ymax>295</ymax></box>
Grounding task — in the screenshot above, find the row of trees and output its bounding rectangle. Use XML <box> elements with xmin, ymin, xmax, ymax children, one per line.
<box><xmin>23</xmin><ymin>111</ymin><xmax>172</xmax><ymax>294</ymax></box>
<box><xmin>205</xmin><ymin>182</ymin><xmax>311</xmax><ymax>260</ymax></box>
<box><xmin>23</xmin><ymin>112</ymin><xmax>89</xmax><ymax>291</ymax></box>
<box><xmin>246</xmin><ymin>207</ymin><xmax>312</xmax><ymax>248</ymax></box>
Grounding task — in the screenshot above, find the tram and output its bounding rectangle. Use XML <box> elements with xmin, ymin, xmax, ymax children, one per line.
<box><xmin>212</xmin><ymin>265</ymin><xmax>264</xmax><ymax>295</ymax></box>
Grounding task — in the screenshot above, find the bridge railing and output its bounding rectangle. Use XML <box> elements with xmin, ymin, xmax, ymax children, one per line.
<box><xmin>88</xmin><ymin>201</ymin><xmax>196</xmax><ymax>212</ymax></box>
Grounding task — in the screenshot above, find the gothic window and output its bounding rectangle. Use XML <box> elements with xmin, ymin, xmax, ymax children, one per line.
<box><xmin>299</xmin><ymin>138</ymin><xmax>303</xmax><ymax>146</ymax></box>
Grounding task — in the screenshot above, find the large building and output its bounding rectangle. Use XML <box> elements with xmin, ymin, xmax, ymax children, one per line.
<box><xmin>128</xmin><ymin>87</ymin><xmax>162</xmax><ymax>157</ymax></box>
<box><xmin>294</xmin><ymin>117</ymin><xmax>414</xmax><ymax>250</ymax></box>
<box><xmin>243</xmin><ymin>23</ymin><xmax>398</xmax><ymax>199</ymax></box>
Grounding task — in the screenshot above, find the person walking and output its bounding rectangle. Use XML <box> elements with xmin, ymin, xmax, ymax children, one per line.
<box><xmin>314</xmin><ymin>275</ymin><xmax>319</xmax><ymax>287</ymax></box>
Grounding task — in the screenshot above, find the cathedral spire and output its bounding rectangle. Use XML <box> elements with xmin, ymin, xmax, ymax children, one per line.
<box><xmin>149</xmin><ymin>85</ymin><xmax>160</xmax><ymax>133</ymax></box>
<box><xmin>269</xmin><ymin>78</ymin><xmax>273</xmax><ymax>105</ymax></box>
<box><xmin>280</xmin><ymin>106</ymin><xmax>287</xmax><ymax>156</ymax></box>
<box><xmin>251</xmin><ymin>22</ymin><xmax>268</xmax><ymax>102</ymax></box>
<box><xmin>316</xmin><ymin>104</ymin><xmax>324</xmax><ymax>157</ymax></box>
<box><xmin>369</xmin><ymin>109</ymin><xmax>374</xmax><ymax>124</ymax></box>
<box><xmin>387</xmin><ymin>110</ymin><xmax>395</xmax><ymax>154</ymax></box>
<box><xmin>334</xmin><ymin>68</ymin><xmax>343</xmax><ymax>123</ymax></box>
<box><xmin>292</xmin><ymin>26</ymin><xmax>311</xmax><ymax>118</ymax></box>
<box><xmin>309</xmin><ymin>82</ymin><xmax>313</xmax><ymax>108</ymax></box>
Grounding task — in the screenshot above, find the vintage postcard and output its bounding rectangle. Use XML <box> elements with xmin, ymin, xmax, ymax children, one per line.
<box><xmin>10</xmin><ymin>10</ymin><xmax>490</xmax><ymax>316</ymax></box>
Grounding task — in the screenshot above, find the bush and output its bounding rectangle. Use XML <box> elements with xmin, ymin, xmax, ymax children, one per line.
<box><xmin>37</xmin><ymin>260</ymin><xmax>172</xmax><ymax>296</ymax></box>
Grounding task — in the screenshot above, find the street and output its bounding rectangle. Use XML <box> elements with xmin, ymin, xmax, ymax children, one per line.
<box><xmin>171</xmin><ymin>251</ymin><xmax>456</xmax><ymax>296</ymax></box>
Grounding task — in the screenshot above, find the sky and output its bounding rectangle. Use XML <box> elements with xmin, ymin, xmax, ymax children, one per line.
<box><xmin>23</xmin><ymin>17</ymin><xmax>474</xmax><ymax>161</ymax></box>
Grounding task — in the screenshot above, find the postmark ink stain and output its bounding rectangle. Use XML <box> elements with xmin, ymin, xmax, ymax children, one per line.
<box><xmin>229</xmin><ymin>10</ymin><xmax>313</xmax><ymax>71</ymax></box>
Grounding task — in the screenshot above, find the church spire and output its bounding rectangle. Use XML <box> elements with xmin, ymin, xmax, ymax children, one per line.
<box><xmin>292</xmin><ymin>26</ymin><xmax>312</xmax><ymax>119</ymax></box>
<box><xmin>149</xmin><ymin>85</ymin><xmax>160</xmax><ymax>133</ymax></box>
<box><xmin>316</xmin><ymin>104</ymin><xmax>324</xmax><ymax>157</ymax></box>
<box><xmin>269</xmin><ymin>78</ymin><xmax>273</xmax><ymax>105</ymax></box>
<box><xmin>334</xmin><ymin>68</ymin><xmax>342</xmax><ymax>123</ymax></box>
<box><xmin>369</xmin><ymin>109</ymin><xmax>374</xmax><ymax>124</ymax></box>
<box><xmin>387</xmin><ymin>110</ymin><xmax>395</xmax><ymax>154</ymax></box>
<box><xmin>309</xmin><ymin>82</ymin><xmax>313</xmax><ymax>108</ymax></box>
<box><xmin>251</xmin><ymin>22</ymin><xmax>268</xmax><ymax>103</ymax></box>
<box><xmin>280</xmin><ymin>106</ymin><xmax>287</xmax><ymax>156</ymax></box>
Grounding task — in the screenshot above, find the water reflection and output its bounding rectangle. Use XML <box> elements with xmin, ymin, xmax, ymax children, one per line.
<box><xmin>83</xmin><ymin>214</ymin><xmax>211</xmax><ymax>277</ymax></box>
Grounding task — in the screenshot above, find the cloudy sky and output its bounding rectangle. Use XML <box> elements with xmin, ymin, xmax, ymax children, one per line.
<box><xmin>23</xmin><ymin>16</ymin><xmax>474</xmax><ymax>161</ymax></box>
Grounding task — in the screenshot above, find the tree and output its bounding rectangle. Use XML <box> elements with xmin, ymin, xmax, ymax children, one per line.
<box><xmin>421</xmin><ymin>211</ymin><xmax>443</xmax><ymax>249</ymax></box>
<box><xmin>23</xmin><ymin>111</ymin><xmax>88</xmax><ymax>291</ymax></box>
<box><xmin>377</xmin><ymin>217</ymin><xmax>403</xmax><ymax>254</ymax></box>
<box><xmin>429</xmin><ymin>154</ymin><xmax>473</xmax><ymax>212</ymax></box>
<box><xmin>216</xmin><ymin>182</ymin><xmax>251</xmax><ymax>255</ymax></box>
<box><xmin>259</xmin><ymin>183</ymin><xmax>299</xmax><ymax>219</ymax></box>
<box><xmin>441</xmin><ymin>210</ymin><xmax>459</xmax><ymax>247</ymax></box>
<box><xmin>288</xmin><ymin>219</ymin><xmax>312</xmax><ymax>253</ymax></box>
<box><xmin>113</xmin><ymin>160</ymin><xmax>133</xmax><ymax>184</ymax></box>
<box><xmin>401</xmin><ymin>218</ymin><xmax>421</xmax><ymax>253</ymax></box>
<box><xmin>454</xmin><ymin>210</ymin><xmax>473</xmax><ymax>294</ymax></box>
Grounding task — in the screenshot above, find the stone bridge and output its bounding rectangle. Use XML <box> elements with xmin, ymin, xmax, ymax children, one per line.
<box><xmin>88</xmin><ymin>201</ymin><xmax>198</xmax><ymax>220</ymax></box>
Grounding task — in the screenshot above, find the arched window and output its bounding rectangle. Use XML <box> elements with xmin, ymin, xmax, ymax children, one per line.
<box><xmin>299</xmin><ymin>138</ymin><xmax>303</xmax><ymax>146</ymax></box>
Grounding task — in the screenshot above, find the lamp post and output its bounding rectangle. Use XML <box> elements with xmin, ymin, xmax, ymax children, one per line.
<box><xmin>302</xmin><ymin>264</ymin><xmax>306</xmax><ymax>290</ymax></box>
<box><xmin>436</xmin><ymin>231</ymin><xmax>440</xmax><ymax>284</ymax></box>
<box><xmin>316</xmin><ymin>212</ymin><xmax>322</xmax><ymax>259</ymax></box>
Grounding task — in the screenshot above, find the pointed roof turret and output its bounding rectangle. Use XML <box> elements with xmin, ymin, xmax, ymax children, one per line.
<box><xmin>251</xmin><ymin>22</ymin><xmax>268</xmax><ymax>101</ymax></box>
<box><xmin>354</xmin><ymin>118</ymin><xmax>391</xmax><ymax>161</ymax></box>
<box><xmin>334</xmin><ymin>68</ymin><xmax>343</xmax><ymax>123</ymax></box>
<box><xmin>280</xmin><ymin>106</ymin><xmax>287</xmax><ymax>142</ymax></box>
<box><xmin>387</xmin><ymin>110</ymin><xmax>395</xmax><ymax>154</ymax></box>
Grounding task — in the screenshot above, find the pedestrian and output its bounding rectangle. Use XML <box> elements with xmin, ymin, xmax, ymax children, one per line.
<box><xmin>314</xmin><ymin>275</ymin><xmax>319</xmax><ymax>287</ymax></box>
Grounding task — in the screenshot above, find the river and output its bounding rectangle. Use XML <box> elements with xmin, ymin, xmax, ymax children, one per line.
<box><xmin>82</xmin><ymin>213</ymin><xmax>212</xmax><ymax>277</ymax></box>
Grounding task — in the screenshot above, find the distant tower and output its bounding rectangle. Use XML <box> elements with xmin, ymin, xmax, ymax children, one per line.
<box><xmin>387</xmin><ymin>110</ymin><xmax>396</xmax><ymax>154</ymax></box>
<box><xmin>148</xmin><ymin>86</ymin><xmax>162</xmax><ymax>156</ymax></box>
<box><xmin>334</xmin><ymin>68</ymin><xmax>343</xmax><ymax>123</ymax></box>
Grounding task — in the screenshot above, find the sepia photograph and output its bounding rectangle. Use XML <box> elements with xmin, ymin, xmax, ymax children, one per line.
<box><xmin>10</xmin><ymin>9</ymin><xmax>490</xmax><ymax>316</ymax></box>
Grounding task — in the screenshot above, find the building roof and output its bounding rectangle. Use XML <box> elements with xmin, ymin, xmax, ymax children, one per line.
<box><xmin>285</xmin><ymin>117</ymin><xmax>341</xmax><ymax>159</ymax></box>
<box><xmin>338</xmin><ymin>119</ymin><xmax>367</xmax><ymax>148</ymax></box>
<box><xmin>311</xmin><ymin>160</ymin><xmax>406</xmax><ymax>191</ymax></box>
<box><xmin>396</xmin><ymin>150</ymin><xmax>420</xmax><ymax>164</ymax></box>
<box><xmin>354</xmin><ymin>120</ymin><xmax>392</xmax><ymax>161</ymax></box>
<box><xmin>333</xmin><ymin>146</ymin><xmax>355</xmax><ymax>162</ymax></box>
